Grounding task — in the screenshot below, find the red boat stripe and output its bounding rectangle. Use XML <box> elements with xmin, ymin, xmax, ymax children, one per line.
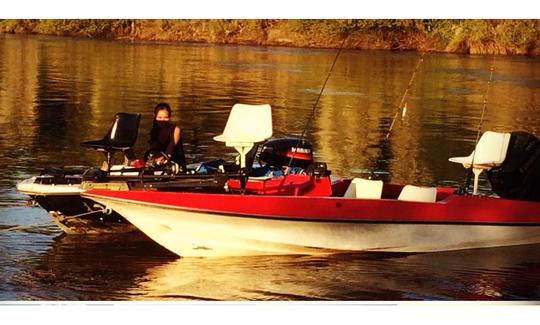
<box><xmin>83</xmin><ymin>189</ymin><xmax>540</xmax><ymax>225</ymax></box>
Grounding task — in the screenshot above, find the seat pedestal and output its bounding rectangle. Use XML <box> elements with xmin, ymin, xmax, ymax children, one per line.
<box><xmin>471</xmin><ymin>167</ymin><xmax>485</xmax><ymax>195</ymax></box>
<box><xmin>228</xmin><ymin>143</ymin><xmax>253</xmax><ymax>169</ymax></box>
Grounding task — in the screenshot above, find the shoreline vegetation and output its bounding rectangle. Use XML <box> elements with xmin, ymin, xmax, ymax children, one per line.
<box><xmin>1</xmin><ymin>19</ymin><xmax>539</xmax><ymax>56</ymax></box>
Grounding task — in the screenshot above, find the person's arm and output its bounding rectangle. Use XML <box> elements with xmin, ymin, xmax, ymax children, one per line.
<box><xmin>165</xmin><ymin>125</ymin><xmax>181</xmax><ymax>156</ymax></box>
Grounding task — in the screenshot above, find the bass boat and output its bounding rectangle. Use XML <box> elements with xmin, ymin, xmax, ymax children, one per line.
<box><xmin>82</xmin><ymin>104</ymin><xmax>540</xmax><ymax>257</ymax></box>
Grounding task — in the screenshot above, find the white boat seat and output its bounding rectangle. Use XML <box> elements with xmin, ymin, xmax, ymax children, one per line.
<box><xmin>213</xmin><ymin>103</ymin><xmax>273</xmax><ymax>168</ymax></box>
<box><xmin>398</xmin><ymin>185</ymin><xmax>437</xmax><ymax>203</ymax></box>
<box><xmin>449</xmin><ymin>131</ymin><xmax>511</xmax><ymax>194</ymax></box>
<box><xmin>344</xmin><ymin>178</ymin><xmax>383</xmax><ymax>199</ymax></box>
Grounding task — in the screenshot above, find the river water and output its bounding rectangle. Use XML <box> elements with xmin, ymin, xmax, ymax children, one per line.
<box><xmin>0</xmin><ymin>34</ymin><xmax>539</xmax><ymax>301</ymax></box>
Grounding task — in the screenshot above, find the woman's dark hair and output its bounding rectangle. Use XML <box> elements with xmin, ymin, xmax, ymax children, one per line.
<box><xmin>153</xmin><ymin>102</ymin><xmax>172</xmax><ymax>119</ymax></box>
<box><xmin>150</xmin><ymin>102</ymin><xmax>172</xmax><ymax>145</ymax></box>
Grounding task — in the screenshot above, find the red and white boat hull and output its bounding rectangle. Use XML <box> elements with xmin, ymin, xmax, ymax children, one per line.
<box><xmin>83</xmin><ymin>189</ymin><xmax>540</xmax><ymax>257</ymax></box>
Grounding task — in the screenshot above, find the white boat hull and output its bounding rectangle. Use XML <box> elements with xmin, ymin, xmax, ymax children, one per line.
<box><xmin>88</xmin><ymin>196</ymin><xmax>540</xmax><ymax>257</ymax></box>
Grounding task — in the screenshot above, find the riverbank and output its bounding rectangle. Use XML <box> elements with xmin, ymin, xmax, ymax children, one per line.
<box><xmin>1</xmin><ymin>19</ymin><xmax>539</xmax><ymax>55</ymax></box>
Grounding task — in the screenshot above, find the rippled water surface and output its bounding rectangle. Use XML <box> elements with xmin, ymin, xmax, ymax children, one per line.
<box><xmin>1</xmin><ymin>34</ymin><xmax>539</xmax><ymax>301</ymax></box>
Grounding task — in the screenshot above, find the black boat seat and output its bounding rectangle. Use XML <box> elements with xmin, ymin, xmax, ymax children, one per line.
<box><xmin>81</xmin><ymin>112</ymin><xmax>141</xmax><ymax>172</ymax></box>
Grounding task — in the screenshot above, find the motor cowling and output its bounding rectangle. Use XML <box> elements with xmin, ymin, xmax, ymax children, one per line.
<box><xmin>259</xmin><ymin>137</ymin><xmax>314</xmax><ymax>169</ymax></box>
<box><xmin>487</xmin><ymin>131</ymin><xmax>540</xmax><ymax>201</ymax></box>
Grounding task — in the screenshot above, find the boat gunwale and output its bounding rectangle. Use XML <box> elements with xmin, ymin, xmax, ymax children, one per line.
<box><xmin>82</xmin><ymin>190</ymin><xmax>540</xmax><ymax>226</ymax></box>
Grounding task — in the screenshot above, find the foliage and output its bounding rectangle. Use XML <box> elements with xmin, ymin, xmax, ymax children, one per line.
<box><xmin>0</xmin><ymin>19</ymin><xmax>538</xmax><ymax>55</ymax></box>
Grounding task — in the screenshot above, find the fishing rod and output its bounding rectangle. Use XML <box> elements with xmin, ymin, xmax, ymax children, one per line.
<box><xmin>385</xmin><ymin>52</ymin><xmax>425</xmax><ymax>140</ymax></box>
<box><xmin>285</xmin><ymin>36</ymin><xmax>348</xmax><ymax>171</ymax></box>
<box><xmin>464</xmin><ymin>66</ymin><xmax>495</xmax><ymax>192</ymax></box>
<box><xmin>356</xmin><ymin>52</ymin><xmax>425</xmax><ymax>180</ymax></box>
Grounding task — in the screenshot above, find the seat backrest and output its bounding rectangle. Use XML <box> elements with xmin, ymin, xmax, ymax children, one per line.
<box><xmin>213</xmin><ymin>104</ymin><xmax>272</xmax><ymax>144</ymax></box>
<box><xmin>473</xmin><ymin>131</ymin><xmax>511</xmax><ymax>165</ymax></box>
<box><xmin>105</xmin><ymin>113</ymin><xmax>141</xmax><ymax>148</ymax></box>
<box><xmin>398</xmin><ymin>185</ymin><xmax>437</xmax><ymax>203</ymax></box>
<box><xmin>344</xmin><ymin>178</ymin><xmax>383</xmax><ymax>199</ymax></box>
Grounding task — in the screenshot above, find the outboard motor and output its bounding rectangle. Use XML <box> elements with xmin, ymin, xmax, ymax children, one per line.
<box><xmin>487</xmin><ymin>131</ymin><xmax>540</xmax><ymax>201</ymax></box>
<box><xmin>259</xmin><ymin>137</ymin><xmax>314</xmax><ymax>169</ymax></box>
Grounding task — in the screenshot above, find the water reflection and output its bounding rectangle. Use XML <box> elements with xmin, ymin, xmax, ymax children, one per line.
<box><xmin>128</xmin><ymin>245</ymin><xmax>540</xmax><ymax>301</ymax></box>
<box><xmin>8</xmin><ymin>233</ymin><xmax>175</xmax><ymax>300</ymax></box>
<box><xmin>7</xmin><ymin>237</ymin><xmax>540</xmax><ymax>300</ymax></box>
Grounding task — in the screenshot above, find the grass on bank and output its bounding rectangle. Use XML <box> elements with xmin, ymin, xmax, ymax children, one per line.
<box><xmin>1</xmin><ymin>19</ymin><xmax>538</xmax><ymax>55</ymax></box>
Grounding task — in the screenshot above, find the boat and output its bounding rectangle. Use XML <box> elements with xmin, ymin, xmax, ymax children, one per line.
<box><xmin>81</xmin><ymin>104</ymin><xmax>540</xmax><ymax>257</ymax></box>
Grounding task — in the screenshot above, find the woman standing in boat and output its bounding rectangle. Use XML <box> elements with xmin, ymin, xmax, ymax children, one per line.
<box><xmin>145</xmin><ymin>102</ymin><xmax>186</xmax><ymax>171</ymax></box>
